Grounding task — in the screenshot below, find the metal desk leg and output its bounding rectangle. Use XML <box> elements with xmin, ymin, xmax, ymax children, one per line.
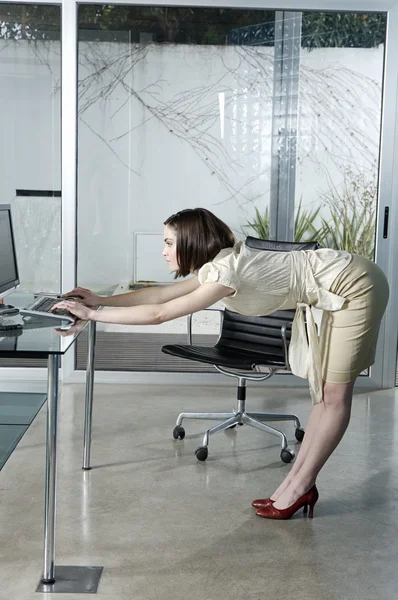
<box><xmin>83</xmin><ymin>321</ymin><xmax>96</xmax><ymax>470</ymax></box>
<box><xmin>37</xmin><ymin>343</ymin><xmax>103</xmax><ymax>593</ymax></box>
<box><xmin>41</xmin><ymin>354</ymin><xmax>59</xmax><ymax>584</ymax></box>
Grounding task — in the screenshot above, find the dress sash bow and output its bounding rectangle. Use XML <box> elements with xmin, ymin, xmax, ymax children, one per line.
<box><xmin>288</xmin><ymin>253</ymin><xmax>347</xmax><ymax>404</ymax></box>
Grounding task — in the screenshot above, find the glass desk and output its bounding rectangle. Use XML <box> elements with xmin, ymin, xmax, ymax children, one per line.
<box><xmin>0</xmin><ymin>293</ymin><xmax>101</xmax><ymax>593</ymax></box>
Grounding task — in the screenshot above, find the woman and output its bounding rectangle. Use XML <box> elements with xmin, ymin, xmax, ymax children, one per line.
<box><xmin>54</xmin><ymin>207</ymin><xmax>389</xmax><ymax>520</ymax></box>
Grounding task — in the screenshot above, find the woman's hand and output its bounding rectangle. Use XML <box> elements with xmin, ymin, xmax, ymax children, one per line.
<box><xmin>64</xmin><ymin>287</ymin><xmax>101</xmax><ymax>307</ymax></box>
<box><xmin>51</xmin><ymin>300</ymin><xmax>95</xmax><ymax>321</ymax></box>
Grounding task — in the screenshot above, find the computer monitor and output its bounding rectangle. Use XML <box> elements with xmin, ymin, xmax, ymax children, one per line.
<box><xmin>0</xmin><ymin>204</ymin><xmax>20</xmax><ymax>301</ymax></box>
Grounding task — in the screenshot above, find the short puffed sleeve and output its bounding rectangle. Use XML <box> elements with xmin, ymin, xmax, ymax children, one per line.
<box><xmin>197</xmin><ymin>262</ymin><xmax>238</xmax><ymax>297</ymax></box>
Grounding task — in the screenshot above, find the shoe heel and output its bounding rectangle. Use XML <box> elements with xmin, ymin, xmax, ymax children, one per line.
<box><xmin>308</xmin><ymin>485</ymin><xmax>319</xmax><ymax>518</ymax></box>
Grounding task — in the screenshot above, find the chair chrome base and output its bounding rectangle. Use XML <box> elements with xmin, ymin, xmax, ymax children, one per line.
<box><xmin>174</xmin><ymin>385</ymin><xmax>303</xmax><ymax>463</ymax></box>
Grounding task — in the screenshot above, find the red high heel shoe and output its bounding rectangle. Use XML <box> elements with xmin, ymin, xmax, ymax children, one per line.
<box><xmin>255</xmin><ymin>485</ymin><xmax>319</xmax><ymax>520</ymax></box>
<box><xmin>251</xmin><ymin>497</ymin><xmax>274</xmax><ymax>508</ymax></box>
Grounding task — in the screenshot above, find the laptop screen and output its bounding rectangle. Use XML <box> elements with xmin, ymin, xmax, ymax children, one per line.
<box><xmin>0</xmin><ymin>205</ymin><xmax>20</xmax><ymax>296</ymax></box>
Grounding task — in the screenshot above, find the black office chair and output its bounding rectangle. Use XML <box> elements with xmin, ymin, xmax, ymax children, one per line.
<box><xmin>162</xmin><ymin>237</ymin><xmax>320</xmax><ymax>463</ymax></box>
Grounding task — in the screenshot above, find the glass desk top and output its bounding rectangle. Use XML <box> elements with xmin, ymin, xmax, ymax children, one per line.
<box><xmin>0</xmin><ymin>293</ymin><xmax>88</xmax><ymax>358</ymax></box>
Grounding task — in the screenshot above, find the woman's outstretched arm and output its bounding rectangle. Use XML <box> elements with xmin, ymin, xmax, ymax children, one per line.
<box><xmin>52</xmin><ymin>282</ymin><xmax>234</xmax><ymax>326</ymax></box>
<box><xmin>65</xmin><ymin>276</ymin><xmax>200</xmax><ymax>308</ymax></box>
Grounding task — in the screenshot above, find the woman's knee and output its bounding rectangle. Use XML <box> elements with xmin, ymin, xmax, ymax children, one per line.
<box><xmin>322</xmin><ymin>381</ymin><xmax>354</xmax><ymax>410</ymax></box>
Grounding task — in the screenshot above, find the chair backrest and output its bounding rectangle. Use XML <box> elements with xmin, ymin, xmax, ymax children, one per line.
<box><xmin>216</xmin><ymin>309</ymin><xmax>294</xmax><ymax>359</ymax></box>
<box><xmin>216</xmin><ymin>236</ymin><xmax>320</xmax><ymax>358</ymax></box>
<box><xmin>245</xmin><ymin>236</ymin><xmax>320</xmax><ymax>252</ymax></box>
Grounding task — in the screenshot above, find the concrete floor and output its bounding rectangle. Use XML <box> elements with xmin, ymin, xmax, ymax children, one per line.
<box><xmin>0</xmin><ymin>382</ymin><xmax>397</xmax><ymax>600</ymax></box>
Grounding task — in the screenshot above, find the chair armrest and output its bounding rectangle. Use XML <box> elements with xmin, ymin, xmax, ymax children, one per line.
<box><xmin>280</xmin><ymin>324</ymin><xmax>290</xmax><ymax>369</ymax></box>
<box><xmin>186</xmin><ymin>306</ymin><xmax>224</xmax><ymax>345</ymax></box>
<box><xmin>187</xmin><ymin>314</ymin><xmax>193</xmax><ymax>345</ymax></box>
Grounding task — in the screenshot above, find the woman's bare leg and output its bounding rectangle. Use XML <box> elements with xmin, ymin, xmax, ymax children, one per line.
<box><xmin>269</xmin><ymin>400</ymin><xmax>324</xmax><ymax>501</ymax></box>
<box><xmin>272</xmin><ymin>380</ymin><xmax>354</xmax><ymax>509</ymax></box>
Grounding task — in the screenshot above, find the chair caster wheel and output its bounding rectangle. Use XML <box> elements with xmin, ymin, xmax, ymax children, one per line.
<box><xmin>195</xmin><ymin>447</ymin><xmax>208</xmax><ymax>461</ymax></box>
<box><xmin>227</xmin><ymin>424</ymin><xmax>237</xmax><ymax>429</ymax></box>
<box><xmin>173</xmin><ymin>426</ymin><xmax>185</xmax><ymax>440</ymax></box>
<box><xmin>295</xmin><ymin>427</ymin><xmax>305</xmax><ymax>442</ymax></box>
<box><xmin>280</xmin><ymin>449</ymin><xmax>295</xmax><ymax>463</ymax></box>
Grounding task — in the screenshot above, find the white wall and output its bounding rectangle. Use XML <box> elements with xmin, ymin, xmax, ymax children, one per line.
<box><xmin>0</xmin><ymin>39</ymin><xmax>384</xmax><ymax>290</ymax></box>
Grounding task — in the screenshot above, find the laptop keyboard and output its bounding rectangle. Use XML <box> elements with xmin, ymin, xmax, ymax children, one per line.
<box><xmin>33</xmin><ymin>297</ymin><xmax>75</xmax><ymax>320</ymax></box>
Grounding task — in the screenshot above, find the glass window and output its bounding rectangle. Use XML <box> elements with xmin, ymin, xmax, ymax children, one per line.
<box><xmin>76</xmin><ymin>6</ymin><xmax>275</xmax><ymax>372</ymax></box>
<box><xmin>293</xmin><ymin>11</ymin><xmax>386</xmax><ymax>260</ymax></box>
<box><xmin>75</xmin><ymin>7</ymin><xmax>386</xmax><ymax>372</ymax></box>
<box><xmin>0</xmin><ymin>4</ymin><xmax>61</xmax><ymax>368</ymax></box>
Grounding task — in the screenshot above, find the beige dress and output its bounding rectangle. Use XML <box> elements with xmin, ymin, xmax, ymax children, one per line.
<box><xmin>198</xmin><ymin>242</ymin><xmax>389</xmax><ymax>404</ymax></box>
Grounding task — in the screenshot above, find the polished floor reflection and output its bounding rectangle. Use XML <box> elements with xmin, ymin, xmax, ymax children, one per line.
<box><xmin>0</xmin><ymin>382</ymin><xmax>397</xmax><ymax>599</ymax></box>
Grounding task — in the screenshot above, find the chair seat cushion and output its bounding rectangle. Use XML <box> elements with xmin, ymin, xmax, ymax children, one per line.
<box><xmin>161</xmin><ymin>344</ymin><xmax>286</xmax><ymax>370</ymax></box>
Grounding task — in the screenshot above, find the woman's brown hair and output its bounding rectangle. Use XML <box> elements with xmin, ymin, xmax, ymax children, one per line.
<box><xmin>164</xmin><ymin>208</ymin><xmax>236</xmax><ymax>278</ymax></box>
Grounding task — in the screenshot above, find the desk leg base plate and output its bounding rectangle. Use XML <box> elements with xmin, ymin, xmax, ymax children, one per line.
<box><xmin>36</xmin><ymin>566</ymin><xmax>103</xmax><ymax>593</ymax></box>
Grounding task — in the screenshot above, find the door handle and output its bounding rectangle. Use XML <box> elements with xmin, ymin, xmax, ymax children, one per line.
<box><xmin>383</xmin><ymin>207</ymin><xmax>389</xmax><ymax>239</ymax></box>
